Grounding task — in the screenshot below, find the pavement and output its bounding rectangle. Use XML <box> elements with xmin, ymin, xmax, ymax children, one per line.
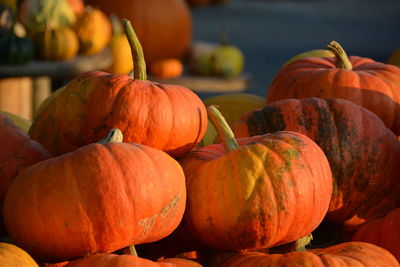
<box><xmin>189</xmin><ymin>0</ymin><xmax>400</xmax><ymax>99</ymax></box>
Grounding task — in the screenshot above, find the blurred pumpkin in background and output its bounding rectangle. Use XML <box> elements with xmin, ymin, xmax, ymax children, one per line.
<box><xmin>73</xmin><ymin>6</ymin><xmax>111</xmax><ymax>55</ymax></box>
<box><xmin>149</xmin><ymin>58</ymin><xmax>183</xmax><ymax>79</ymax></box>
<box><xmin>105</xmin><ymin>14</ymin><xmax>133</xmax><ymax>74</ymax></box>
<box><xmin>18</xmin><ymin>0</ymin><xmax>76</xmax><ymax>36</ymax></box>
<box><xmin>86</xmin><ymin>0</ymin><xmax>192</xmax><ymax>65</ymax></box>
<box><xmin>32</xmin><ymin>27</ymin><xmax>79</xmax><ymax>61</ymax></box>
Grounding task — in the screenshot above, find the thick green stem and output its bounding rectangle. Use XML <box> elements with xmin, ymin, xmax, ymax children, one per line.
<box><xmin>97</xmin><ymin>128</ymin><xmax>123</xmax><ymax>144</ymax></box>
<box><xmin>122</xmin><ymin>19</ymin><xmax>147</xmax><ymax>80</ymax></box>
<box><xmin>207</xmin><ymin>105</ymin><xmax>239</xmax><ymax>152</ymax></box>
<box><xmin>326</xmin><ymin>41</ymin><xmax>352</xmax><ymax>70</ymax></box>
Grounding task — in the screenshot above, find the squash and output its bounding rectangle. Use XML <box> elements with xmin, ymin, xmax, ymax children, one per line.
<box><xmin>352</xmin><ymin>208</ymin><xmax>400</xmax><ymax>261</ymax></box>
<box><xmin>219</xmin><ymin>242</ymin><xmax>399</xmax><ymax>266</ymax></box>
<box><xmin>267</xmin><ymin>41</ymin><xmax>400</xmax><ymax>135</ymax></box>
<box><xmin>18</xmin><ymin>0</ymin><xmax>76</xmax><ymax>35</ymax></box>
<box><xmin>32</xmin><ymin>27</ymin><xmax>79</xmax><ymax>61</ymax></box>
<box><xmin>0</xmin><ymin>110</ymin><xmax>31</xmax><ymax>133</ymax></box>
<box><xmin>3</xmin><ymin>129</ymin><xmax>187</xmax><ymax>262</ymax></box>
<box><xmin>73</xmin><ymin>6</ymin><xmax>111</xmax><ymax>55</ymax></box>
<box><xmin>0</xmin><ymin>242</ymin><xmax>38</xmax><ymax>267</ymax></box>
<box><xmin>0</xmin><ymin>28</ymin><xmax>34</xmax><ymax>64</ymax></box>
<box><xmin>179</xmin><ymin>106</ymin><xmax>332</xmax><ymax>251</ymax></box>
<box><xmin>105</xmin><ymin>14</ymin><xmax>132</xmax><ymax>75</ymax></box>
<box><xmin>86</xmin><ymin>0</ymin><xmax>192</xmax><ymax>65</ymax></box>
<box><xmin>233</xmin><ymin>97</ymin><xmax>400</xmax><ymax>229</ymax></box>
<box><xmin>282</xmin><ymin>48</ymin><xmax>334</xmax><ymax>67</ymax></box>
<box><xmin>34</xmin><ymin>19</ymin><xmax>206</xmax><ymax>158</ymax></box>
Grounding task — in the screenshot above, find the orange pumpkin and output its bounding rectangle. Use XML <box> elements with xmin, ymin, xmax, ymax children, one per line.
<box><xmin>64</xmin><ymin>254</ymin><xmax>202</xmax><ymax>267</ymax></box>
<box><xmin>352</xmin><ymin>208</ymin><xmax>400</xmax><ymax>261</ymax></box>
<box><xmin>73</xmin><ymin>6</ymin><xmax>112</xmax><ymax>55</ymax></box>
<box><xmin>3</xmin><ymin>129</ymin><xmax>187</xmax><ymax>262</ymax></box>
<box><xmin>35</xmin><ymin>20</ymin><xmax>206</xmax><ymax>158</ymax></box>
<box><xmin>0</xmin><ymin>113</ymin><xmax>50</xmax><ymax>235</ymax></box>
<box><xmin>219</xmin><ymin>242</ymin><xmax>399</xmax><ymax>266</ymax></box>
<box><xmin>179</xmin><ymin>106</ymin><xmax>332</xmax><ymax>251</ymax></box>
<box><xmin>86</xmin><ymin>0</ymin><xmax>192</xmax><ymax>65</ymax></box>
<box><xmin>0</xmin><ymin>242</ymin><xmax>38</xmax><ymax>266</ymax></box>
<box><xmin>149</xmin><ymin>58</ymin><xmax>183</xmax><ymax>79</ymax></box>
<box><xmin>267</xmin><ymin>41</ymin><xmax>400</xmax><ymax>135</ymax></box>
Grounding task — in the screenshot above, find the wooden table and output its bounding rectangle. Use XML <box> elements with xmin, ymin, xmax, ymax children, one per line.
<box><xmin>0</xmin><ymin>48</ymin><xmax>112</xmax><ymax>119</ymax></box>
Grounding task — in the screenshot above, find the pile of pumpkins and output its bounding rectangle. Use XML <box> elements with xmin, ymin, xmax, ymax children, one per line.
<box><xmin>1</xmin><ymin>4</ymin><xmax>400</xmax><ymax>267</ymax></box>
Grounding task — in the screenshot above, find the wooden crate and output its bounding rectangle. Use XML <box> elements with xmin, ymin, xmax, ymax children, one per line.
<box><xmin>0</xmin><ymin>77</ymin><xmax>33</xmax><ymax>121</ymax></box>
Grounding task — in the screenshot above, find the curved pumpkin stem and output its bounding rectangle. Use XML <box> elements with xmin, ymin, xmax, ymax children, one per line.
<box><xmin>269</xmin><ymin>234</ymin><xmax>313</xmax><ymax>253</ymax></box>
<box><xmin>97</xmin><ymin>128</ymin><xmax>123</xmax><ymax>144</ymax></box>
<box><xmin>326</xmin><ymin>41</ymin><xmax>352</xmax><ymax>70</ymax></box>
<box><xmin>207</xmin><ymin>105</ymin><xmax>239</xmax><ymax>152</ymax></box>
<box><xmin>122</xmin><ymin>19</ymin><xmax>147</xmax><ymax>81</ymax></box>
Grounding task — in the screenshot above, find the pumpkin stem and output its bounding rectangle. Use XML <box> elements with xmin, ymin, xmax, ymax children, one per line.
<box><xmin>207</xmin><ymin>105</ymin><xmax>239</xmax><ymax>152</ymax></box>
<box><xmin>122</xmin><ymin>19</ymin><xmax>146</xmax><ymax>81</ymax></box>
<box><xmin>97</xmin><ymin>128</ymin><xmax>123</xmax><ymax>144</ymax></box>
<box><xmin>121</xmin><ymin>245</ymin><xmax>138</xmax><ymax>257</ymax></box>
<box><xmin>269</xmin><ymin>234</ymin><xmax>312</xmax><ymax>253</ymax></box>
<box><xmin>326</xmin><ymin>41</ymin><xmax>352</xmax><ymax>70</ymax></box>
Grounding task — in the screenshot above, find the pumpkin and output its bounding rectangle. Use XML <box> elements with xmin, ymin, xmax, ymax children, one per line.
<box><xmin>0</xmin><ymin>110</ymin><xmax>31</xmax><ymax>133</ymax></box>
<box><xmin>266</xmin><ymin>41</ymin><xmax>400</xmax><ymax>135</ymax></box>
<box><xmin>282</xmin><ymin>48</ymin><xmax>334</xmax><ymax>67</ymax></box>
<box><xmin>219</xmin><ymin>242</ymin><xmax>399</xmax><ymax>266</ymax></box>
<box><xmin>63</xmin><ymin>254</ymin><xmax>202</xmax><ymax>267</ymax></box>
<box><xmin>233</xmin><ymin>97</ymin><xmax>400</xmax><ymax>229</ymax></box>
<box><xmin>105</xmin><ymin>14</ymin><xmax>133</xmax><ymax>75</ymax></box>
<box><xmin>0</xmin><ymin>242</ymin><xmax>38</xmax><ymax>266</ymax></box>
<box><xmin>73</xmin><ymin>6</ymin><xmax>112</xmax><ymax>55</ymax></box>
<box><xmin>199</xmin><ymin>93</ymin><xmax>265</xmax><ymax>147</ymax></box>
<box><xmin>18</xmin><ymin>0</ymin><xmax>76</xmax><ymax>35</ymax></box>
<box><xmin>67</xmin><ymin>0</ymin><xmax>84</xmax><ymax>16</ymax></box>
<box><xmin>0</xmin><ymin>28</ymin><xmax>34</xmax><ymax>64</ymax></box>
<box><xmin>32</xmin><ymin>27</ymin><xmax>79</xmax><ymax>61</ymax></box>
<box><xmin>86</xmin><ymin>0</ymin><xmax>192</xmax><ymax>65</ymax></box>
<box><xmin>3</xmin><ymin>128</ymin><xmax>187</xmax><ymax>262</ymax></box>
<box><xmin>149</xmin><ymin>58</ymin><xmax>183</xmax><ymax>79</ymax></box>
<box><xmin>36</xmin><ymin>19</ymin><xmax>206</xmax><ymax>158</ymax></box>
<box><xmin>352</xmin><ymin>208</ymin><xmax>400</xmax><ymax>261</ymax></box>
<box><xmin>0</xmin><ymin>113</ymin><xmax>50</xmax><ymax>235</ymax></box>
<box><xmin>179</xmin><ymin>106</ymin><xmax>332</xmax><ymax>251</ymax></box>
<box><xmin>29</xmin><ymin>86</ymin><xmax>78</xmax><ymax>156</ymax></box>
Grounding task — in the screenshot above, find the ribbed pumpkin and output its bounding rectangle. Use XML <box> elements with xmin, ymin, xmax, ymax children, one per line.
<box><xmin>64</xmin><ymin>254</ymin><xmax>202</xmax><ymax>267</ymax></box>
<box><xmin>0</xmin><ymin>242</ymin><xmax>38</xmax><ymax>267</ymax></box>
<box><xmin>29</xmin><ymin>86</ymin><xmax>78</xmax><ymax>156</ymax></box>
<box><xmin>219</xmin><ymin>242</ymin><xmax>399</xmax><ymax>266</ymax></box>
<box><xmin>352</xmin><ymin>208</ymin><xmax>400</xmax><ymax>261</ymax></box>
<box><xmin>0</xmin><ymin>113</ymin><xmax>50</xmax><ymax>235</ymax></box>
<box><xmin>86</xmin><ymin>0</ymin><xmax>192</xmax><ymax>65</ymax></box>
<box><xmin>73</xmin><ymin>6</ymin><xmax>111</xmax><ymax>55</ymax></box>
<box><xmin>233</xmin><ymin>98</ymin><xmax>400</xmax><ymax>229</ymax></box>
<box><xmin>179</xmin><ymin>106</ymin><xmax>332</xmax><ymax>251</ymax></box>
<box><xmin>3</xmin><ymin>129</ymin><xmax>187</xmax><ymax>262</ymax></box>
<box><xmin>37</xmin><ymin>20</ymin><xmax>206</xmax><ymax>158</ymax></box>
<box><xmin>32</xmin><ymin>27</ymin><xmax>79</xmax><ymax>61</ymax></box>
<box><xmin>267</xmin><ymin>41</ymin><xmax>400</xmax><ymax>135</ymax></box>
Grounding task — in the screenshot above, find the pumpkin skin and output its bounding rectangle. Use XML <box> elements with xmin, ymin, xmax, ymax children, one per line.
<box><xmin>33</xmin><ymin>27</ymin><xmax>79</xmax><ymax>61</ymax></box>
<box><xmin>73</xmin><ymin>7</ymin><xmax>112</xmax><ymax>55</ymax></box>
<box><xmin>0</xmin><ymin>113</ymin><xmax>50</xmax><ymax>234</ymax></box>
<box><xmin>0</xmin><ymin>242</ymin><xmax>38</xmax><ymax>267</ymax></box>
<box><xmin>266</xmin><ymin>41</ymin><xmax>400</xmax><ymax>135</ymax></box>
<box><xmin>233</xmin><ymin>98</ymin><xmax>400</xmax><ymax>228</ymax></box>
<box><xmin>64</xmin><ymin>254</ymin><xmax>202</xmax><ymax>267</ymax></box>
<box><xmin>180</xmin><ymin>131</ymin><xmax>332</xmax><ymax>251</ymax></box>
<box><xmin>3</xmin><ymin>138</ymin><xmax>186</xmax><ymax>262</ymax></box>
<box><xmin>219</xmin><ymin>242</ymin><xmax>399</xmax><ymax>266</ymax></box>
<box><xmin>352</xmin><ymin>208</ymin><xmax>400</xmax><ymax>261</ymax></box>
<box><xmin>86</xmin><ymin>0</ymin><xmax>192</xmax><ymax>65</ymax></box>
<box><xmin>29</xmin><ymin>86</ymin><xmax>78</xmax><ymax>156</ymax></box>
